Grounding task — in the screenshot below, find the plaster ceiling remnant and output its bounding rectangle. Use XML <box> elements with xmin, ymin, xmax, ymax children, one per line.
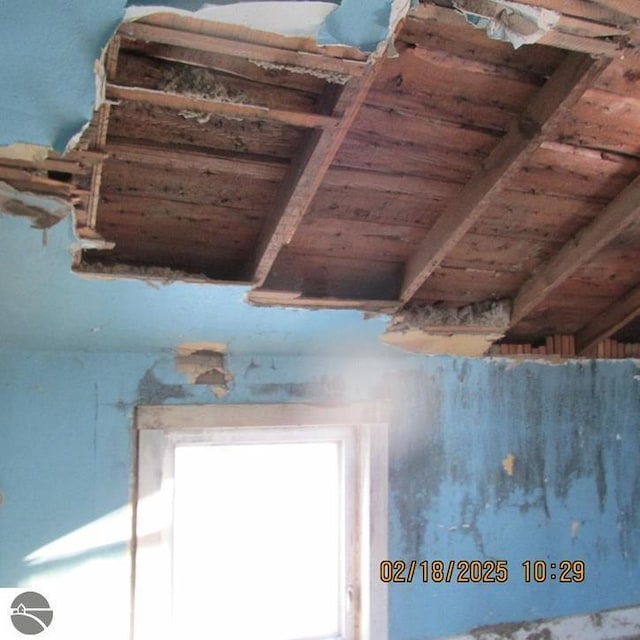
<box><xmin>124</xmin><ymin>0</ymin><xmax>410</xmax><ymax>53</ymax></box>
<box><xmin>250</xmin><ymin>59</ymin><xmax>350</xmax><ymax>83</ymax></box>
<box><xmin>453</xmin><ymin>0</ymin><xmax>560</xmax><ymax>48</ymax></box>
<box><xmin>74</xmin><ymin>261</ymin><xmax>212</xmax><ymax>287</ymax></box>
<box><xmin>125</xmin><ymin>2</ymin><xmax>339</xmax><ymax>39</ymax></box>
<box><xmin>175</xmin><ymin>343</ymin><xmax>233</xmax><ymax>396</ymax></box>
<box><xmin>0</xmin><ymin>182</ymin><xmax>72</xmax><ymax>230</ymax></box>
<box><xmin>382</xmin><ymin>300</ymin><xmax>512</xmax><ymax>356</ymax></box>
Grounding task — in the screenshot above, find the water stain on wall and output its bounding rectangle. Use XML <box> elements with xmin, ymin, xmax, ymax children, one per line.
<box><xmin>137</xmin><ymin>368</ymin><xmax>191</xmax><ymax>404</ymax></box>
<box><xmin>390</xmin><ymin>361</ymin><xmax>640</xmax><ymax>563</ymax></box>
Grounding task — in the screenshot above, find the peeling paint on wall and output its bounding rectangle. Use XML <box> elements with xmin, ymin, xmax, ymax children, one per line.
<box><xmin>0</xmin><ymin>182</ymin><xmax>72</xmax><ymax>229</ymax></box>
<box><xmin>175</xmin><ymin>343</ymin><xmax>233</xmax><ymax>396</ymax></box>
<box><xmin>502</xmin><ymin>453</ymin><xmax>515</xmax><ymax>476</ymax></box>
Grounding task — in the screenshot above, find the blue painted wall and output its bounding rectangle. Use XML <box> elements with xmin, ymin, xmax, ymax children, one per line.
<box><xmin>1</xmin><ymin>2</ymin><xmax>640</xmax><ymax>638</ymax></box>
<box><xmin>1</xmin><ymin>347</ymin><xmax>639</xmax><ymax>638</ymax></box>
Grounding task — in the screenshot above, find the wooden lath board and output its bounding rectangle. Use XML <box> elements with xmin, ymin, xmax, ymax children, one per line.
<box><xmin>400</xmin><ymin>52</ymin><xmax>611</xmax><ymax>304</ymax></box>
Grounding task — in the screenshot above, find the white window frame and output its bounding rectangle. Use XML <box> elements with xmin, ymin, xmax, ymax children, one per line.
<box><xmin>133</xmin><ymin>402</ymin><xmax>389</xmax><ymax>640</ymax></box>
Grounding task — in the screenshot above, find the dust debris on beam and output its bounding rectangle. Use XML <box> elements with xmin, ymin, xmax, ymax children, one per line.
<box><xmin>382</xmin><ymin>299</ymin><xmax>512</xmax><ymax>356</ymax></box>
<box><xmin>175</xmin><ymin>343</ymin><xmax>233</xmax><ymax>397</ymax></box>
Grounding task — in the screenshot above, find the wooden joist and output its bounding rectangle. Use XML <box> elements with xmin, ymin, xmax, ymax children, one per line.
<box><xmin>118</xmin><ymin>21</ymin><xmax>365</xmax><ymax>77</ymax></box>
<box><xmin>249</xmin><ymin>64</ymin><xmax>381</xmax><ymax>286</ymax></box>
<box><xmin>511</xmin><ymin>173</ymin><xmax>640</xmax><ymax>324</ymax></box>
<box><xmin>576</xmin><ymin>284</ymin><xmax>640</xmax><ymax>354</ymax></box>
<box><xmin>248</xmin><ymin>288</ymin><xmax>398</xmax><ymax>313</ymax></box>
<box><xmin>399</xmin><ymin>52</ymin><xmax>610</xmax><ymax>304</ymax></box>
<box><xmin>106</xmin><ymin>84</ymin><xmax>339</xmax><ymax>129</ymax></box>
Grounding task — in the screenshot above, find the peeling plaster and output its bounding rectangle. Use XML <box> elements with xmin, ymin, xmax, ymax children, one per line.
<box><xmin>0</xmin><ymin>182</ymin><xmax>72</xmax><ymax>229</ymax></box>
<box><xmin>175</xmin><ymin>343</ymin><xmax>233</xmax><ymax>396</ymax></box>
<box><xmin>502</xmin><ymin>453</ymin><xmax>515</xmax><ymax>476</ymax></box>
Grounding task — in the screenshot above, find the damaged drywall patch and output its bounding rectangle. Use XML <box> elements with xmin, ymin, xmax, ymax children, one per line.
<box><xmin>383</xmin><ymin>299</ymin><xmax>511</xmax><ymax>357</ymax></box>
<box><xmin>175</xmin><ymin>343</ymin><xmax>233</xmax><ymax>397</ymax></box>
<box><xmin>0</xmin><ymin>182</ymin><xmax>72</xmax><ymax>229</ymax></box>
<box><xmin>137</xmin><ymin>367</ymin><xmax>191</xmax><ymax>404</ymax></box>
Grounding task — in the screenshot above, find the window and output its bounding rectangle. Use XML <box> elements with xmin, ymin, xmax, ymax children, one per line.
<box><xmin>133</xmin><ymin>403</ymin><xmax>389</xmax><ymax>640</ymax></box>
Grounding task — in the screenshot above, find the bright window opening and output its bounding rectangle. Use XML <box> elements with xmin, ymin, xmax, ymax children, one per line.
<box><xmin>134</xmin><ymin>403</ymin><xmax>389</xmax><ymax>640</ymax></box>
<box><xmin>173</xmin><ymin>442</ymin><xmax>342</xmax><ymax>640</ymax></box>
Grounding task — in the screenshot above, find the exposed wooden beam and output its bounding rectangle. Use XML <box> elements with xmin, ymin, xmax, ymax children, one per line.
<box><xmin>576</xmin><ymin>284</ymin><xmax>640</xmax><ymax>354</ymax></box>
<box><xmin>249</xmin><ymin>64</ymin><xmax>381</xmax><ymax>286</ymax></box>
<box><xmin>399</xmin><ymin>52</ymin><xmax>610</xmax><ymax>304</ymax></box>
<box><xmin>512</xmin><ymin>173</ymin><xmax>640</xmax><ymax>324</ymax></box>
<box><xmin>538</xmin><ymin>30</ymin><xmax>620</xmax><ymax>56</ymax></box>
<box><xmin>591</xmin><ymin>0</ymin><xmax>640</xmax><ymax>20</ymax></box>
<box><xmin>118</xmin><ymin>21</ymin><xmax>365</xmax><ymax>77</ymax></box>
<box><xmin>248</xmin><ymin>289</ymin><xmax>398</xmax><ymax>314</ymax></box>
<box><xmin>106</xmin><ymin>84</ymin><xmax>338</xmax><ymax>129</ymax></box>
<box><xmin>105</xmin><ymin>141</ymin><xmax>287</xmax><ymax>181</ymax></box>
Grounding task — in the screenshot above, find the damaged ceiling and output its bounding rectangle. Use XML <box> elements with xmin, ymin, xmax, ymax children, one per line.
<box><xmin>4</xmin><ymin>0</ymin><xmax>640</xmax><ymax>357</ymax></box>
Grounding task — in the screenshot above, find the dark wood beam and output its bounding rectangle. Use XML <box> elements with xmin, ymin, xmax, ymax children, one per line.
<box><xmin>511</xmin><ymin>173</ymin><xmax>640</xmax><ymax>325</ymax></box>
<box><xmin>118</xmin><ymin>21</ymin><xmax>365</xmax><ymax>77</ymax></box>
<box><xmin>106</xmin><ymin>84</ymin><xmax>339</xmax><ymax>129</ymax></box>
<box><xmin>399</xmin><ymin>52</ymin><xmax>610</xmax><ymax>304</ymax></box>
<box><xmin>250</xmin><ymin>64</ymin><xmax>381</xmax><ymax>286</ymax></box>
<box><xmin>576</xmin><ymin>285</ymin><xmax>640</xmax><ymax>355</ymax></box>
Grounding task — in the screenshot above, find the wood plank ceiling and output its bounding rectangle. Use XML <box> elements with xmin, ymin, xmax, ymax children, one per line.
<box><xmin>4</xmin><ymin>0</ymin><xmax>640</xmax><ymax>357</ymax></box>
